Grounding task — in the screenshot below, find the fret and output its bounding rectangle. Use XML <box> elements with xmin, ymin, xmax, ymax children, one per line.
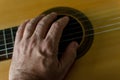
<box><xmin>3</xmin><ymin>30</ymin><xmax>8</xmax><ymax>59</ymax></box>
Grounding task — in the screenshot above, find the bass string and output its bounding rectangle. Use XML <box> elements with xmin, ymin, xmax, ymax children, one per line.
<box><xmin>0</xmin><ymin>26</ymin><xmax>120</xmax><ymax>52</ymax></box>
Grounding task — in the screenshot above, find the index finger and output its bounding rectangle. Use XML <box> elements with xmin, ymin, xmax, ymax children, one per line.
<box><xmin>45</xmin><ymin>16</ymin><xmax>69</xmax><ymax>45</ymax></box>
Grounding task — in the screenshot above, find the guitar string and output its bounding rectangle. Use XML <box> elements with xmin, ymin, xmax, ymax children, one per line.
<box><xmin>68</xmin><ymin>7</ymin><xmax>120</xmax><ymax>19</ymax></box>
<box><xmin>0</xmin><ymin>14</ymin><xmax>120</xmax><ymax>56</ymax></box>
<box><xmin>69</xmin><ymin>11</ymin><xmax>120</xmax><ymax>24</ymax></box>
<box><xmin>0</xmin><ymin>3</ymin><xmax>119</xmax><ymax>32</ymax></box>
<box><xmin>0</xmin><ymin>8</ymin><xmax>120</xmax><ymax>31</ymax></box>
<box><xmin>0</xmin><ymin>3</ymin><xmax>119</xmax><ymax>57</ymax></box>
<box><xmin>63</xmin><ymin>22</ymin><xmax>120</xmax><ymax>37</ymax></box>
<box><xmin>0</xmin><ymin>9</ymin><xmax>120</xmax><ymax>51</ymax></box>
<box><xmin>0</xmin><ymin>26</ymin><xmax>120</xmax><ymax>53</ymax></box>
<box><xmin>0</xmin><ymin>8</ymin><xmax>120</xmax><ymax>38</ymax></box>
<box><xmin>0</xmin><ymin>19</ymin><xmax>120</xmax><ymax>43</ymax></box>
<box><xmin>0</xmin><ymin>47</ymin><xmax>13</xmax><ymax>52</ymax></box>
<box><xmin>0</xmin><ymin>20</ymin><xmax>120</xmax><ymax>48</ymax></box>
<box><xmin>61</xmin><ymin>27</ymin><xmax>120</xmax><ymax>42</ymax></box>
<box><xmin>68</xmin><ymin>15</ymin><xmax>120</xmax><ymax>27</ymax></box>
<box><xmin>0</xmin><ymin>42</ymin><xmax>13</xmax><ymax>47</ymax></box>
<box><xmin>0</xmin><ymin>12</ymin><xmax>120</xmax><ymax>37</ymax></box>
<box><xmin>0</xmin><ymin>52</ymin><xmax>12</xmax><ymax>57</ymax></box>
<box><xmin>0</xmin><ymin>37</ymin><xmax>13</xmax><ymax>42</ymax></box>
<box><xmin>74</xmin><ymin>3</ymin><xmax>120</xmax><ymax>17</ymax></box>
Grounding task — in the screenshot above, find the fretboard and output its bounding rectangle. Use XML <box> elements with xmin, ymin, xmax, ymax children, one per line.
<box><xmin>0</xmin><ymin>27</ymin><xmax>18</xmax><ymax>61</ymax></box>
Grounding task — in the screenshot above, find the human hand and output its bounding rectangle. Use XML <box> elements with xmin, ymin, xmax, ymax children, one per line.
<box><xmin>9</xmin><ymin>12</ymin><xmax>79</xmax><ymax>80</ymax></box>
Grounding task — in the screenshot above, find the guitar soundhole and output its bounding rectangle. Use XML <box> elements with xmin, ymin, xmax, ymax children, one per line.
<box><xmin>57</xmin><ymin>15</ymin><xmax>83</xmax><ymax>59</ymax></box>
<box><xmin>0</xmin><ymin>7</ymin><xmax>94</xmax><ymax>61</ymax></box>
<box><xmin>43</xmin><ymin>7</ymin><xmax>94</xmax><ymax>59</ymax></box>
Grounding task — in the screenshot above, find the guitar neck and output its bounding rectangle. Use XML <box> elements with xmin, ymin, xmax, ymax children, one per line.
<box><xmin>0</xmin><ymin>27</ymin><xmax>18</xmax><ymax>61</ymax></box>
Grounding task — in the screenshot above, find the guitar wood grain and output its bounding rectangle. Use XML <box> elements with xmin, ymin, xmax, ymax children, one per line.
<box><xmin>0</xmin><ymin>0</ymin><xmax>120</xmax><ymax>80</ymax></box>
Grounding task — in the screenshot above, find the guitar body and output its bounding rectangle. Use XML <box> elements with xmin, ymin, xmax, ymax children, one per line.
<box><xmin>0</xmin><ymin>0</ymin><xmax>120</xmax><ymax>80</ymax></box>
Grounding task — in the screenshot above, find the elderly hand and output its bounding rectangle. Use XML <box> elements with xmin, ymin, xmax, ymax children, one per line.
<box><xmin>9</xmin><ymin>12</ymin><xmax>79</xmax><ymax>80</ymax></box>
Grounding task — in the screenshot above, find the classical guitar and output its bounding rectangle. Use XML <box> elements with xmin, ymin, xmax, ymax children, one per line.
<box><xmin>0</xmin><ymin>0</ymin><xmax>120</xmax><ymax>80</ymax></box>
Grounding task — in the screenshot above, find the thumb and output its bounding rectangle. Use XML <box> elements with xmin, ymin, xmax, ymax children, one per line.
<box><xmin>60</xmin><ymin>41</ymin><xmax>79</xmax><ymax>74</ymax></box>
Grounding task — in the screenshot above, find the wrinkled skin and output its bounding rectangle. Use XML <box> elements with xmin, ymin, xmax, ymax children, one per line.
<box><xmin>9</xmin><ymin>12</ymin><xmax>79</xmax><ymax>80</ymax></box>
